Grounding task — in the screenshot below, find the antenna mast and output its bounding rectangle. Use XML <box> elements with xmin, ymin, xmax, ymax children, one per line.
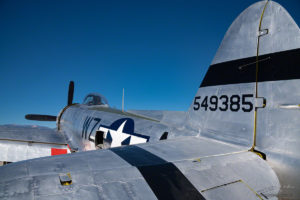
<box><xmin>122</xmin><ymin>88</ymin><xmax>124</xmax><ymax>112</ymax></box>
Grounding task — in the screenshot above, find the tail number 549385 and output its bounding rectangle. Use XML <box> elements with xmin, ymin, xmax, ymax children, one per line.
<box><xmin>193</xmin><ymin>94</ymin><xmax>253</xmax><ymax>112</ymax></box>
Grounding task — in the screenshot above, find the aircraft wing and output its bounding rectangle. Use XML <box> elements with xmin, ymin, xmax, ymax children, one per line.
<box><xmin>0</xmin><ymin>125</ymin><xmax>70</xmax><ymax>164</ymax></box>
<box><xmin>0</xmin><ymin>136</ymin><xmax>279</xmax><ymax>199</ymax></box>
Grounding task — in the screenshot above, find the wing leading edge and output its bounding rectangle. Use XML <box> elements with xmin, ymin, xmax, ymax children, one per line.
<box><xmin>0</xmin><ymin>125</ymin><xmax>70</xmax><ymax>164</ymax></box>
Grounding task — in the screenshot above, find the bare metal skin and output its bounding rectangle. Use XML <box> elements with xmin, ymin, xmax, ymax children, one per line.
<box><xmin>0</xmin><ymin>1</ymin><xmax>299</xmax><ymax>199</ymax></box>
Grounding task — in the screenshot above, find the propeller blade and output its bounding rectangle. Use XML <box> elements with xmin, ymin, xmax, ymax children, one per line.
<box><xmin>68</xmin><ymin>81</ymin><xmax>74</xmax><ymax>106</ymax></box>
<box><xmin>25</xmin><ymin>114</ymin><xmax>57</xmax><ymax>121</ymax></box>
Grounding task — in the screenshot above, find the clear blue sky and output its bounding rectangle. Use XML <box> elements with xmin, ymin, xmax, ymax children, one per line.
<box><xmin>0</xmin><ymin>0</ymin><xmax>299</xmax><ymax>127</ymax></box>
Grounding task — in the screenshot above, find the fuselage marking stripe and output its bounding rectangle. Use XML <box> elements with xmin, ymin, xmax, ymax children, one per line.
<box><xmin>110</xmin><ymin>146</ymin><xmax>206</xmax><ymax>200</ymax></box>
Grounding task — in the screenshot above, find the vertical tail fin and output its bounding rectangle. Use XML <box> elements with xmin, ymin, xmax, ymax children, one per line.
<box><xmin>188</xmin><ymin>0</ymin><xmax>300</xmax><ymax>147</ymax></box>
<box><xmin>187</xmin><ymin>1</ymin><xmax>300</xmax><ymax>198</ymax></box>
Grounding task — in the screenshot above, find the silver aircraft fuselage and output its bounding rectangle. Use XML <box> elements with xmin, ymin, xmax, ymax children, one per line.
<box><xmin>57</xmin><ymin>103</ymin><xmax>191</xmax><ymax>152</ymax></box>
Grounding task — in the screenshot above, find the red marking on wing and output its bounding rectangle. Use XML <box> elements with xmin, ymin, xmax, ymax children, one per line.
<box><xmin>51</xmin><ymin>148</ymin><xmax>68</xmax><ymax>156</ymax></box>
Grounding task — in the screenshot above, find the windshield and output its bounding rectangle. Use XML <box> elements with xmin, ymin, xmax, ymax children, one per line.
<box><xmin>82</xmin><ymin>93</ymin><xmax>109</xmax><ymax>106</ymax></box>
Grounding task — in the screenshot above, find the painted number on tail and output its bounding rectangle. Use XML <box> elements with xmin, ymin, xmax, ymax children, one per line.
<box><xmin>193</xmin><ymin>94</ymin><xmax>253</xmax><ymax>112</ymax></box>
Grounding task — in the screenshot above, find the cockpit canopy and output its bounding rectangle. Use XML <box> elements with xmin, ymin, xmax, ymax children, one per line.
<box><xmin>82</xmin><ymin>93</ymin><xmax>109</xmax><ymax>107</ymax></box>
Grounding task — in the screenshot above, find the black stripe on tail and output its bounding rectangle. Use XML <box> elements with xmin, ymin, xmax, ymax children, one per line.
<box><xmin>201</xmin><ymin>48</ymin><xmax>300</xmax><ymax>87</ymax></box>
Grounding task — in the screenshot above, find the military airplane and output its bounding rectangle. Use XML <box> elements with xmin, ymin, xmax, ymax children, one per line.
<box><xmin>24</xmin><ymin>81</ymin><xmax>187</xmax><ymax>152</ymax></box>
<box><xmin>0</xmin><ymin>0</ymin><xmax>300</xmax><ymax>199</ymax></box>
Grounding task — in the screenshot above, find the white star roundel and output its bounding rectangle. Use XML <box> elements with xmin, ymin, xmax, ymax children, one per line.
<box><xmin>98</xmin><ymin>118</ymin><xmax>150</xmax><ymax>148</ymax></box>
